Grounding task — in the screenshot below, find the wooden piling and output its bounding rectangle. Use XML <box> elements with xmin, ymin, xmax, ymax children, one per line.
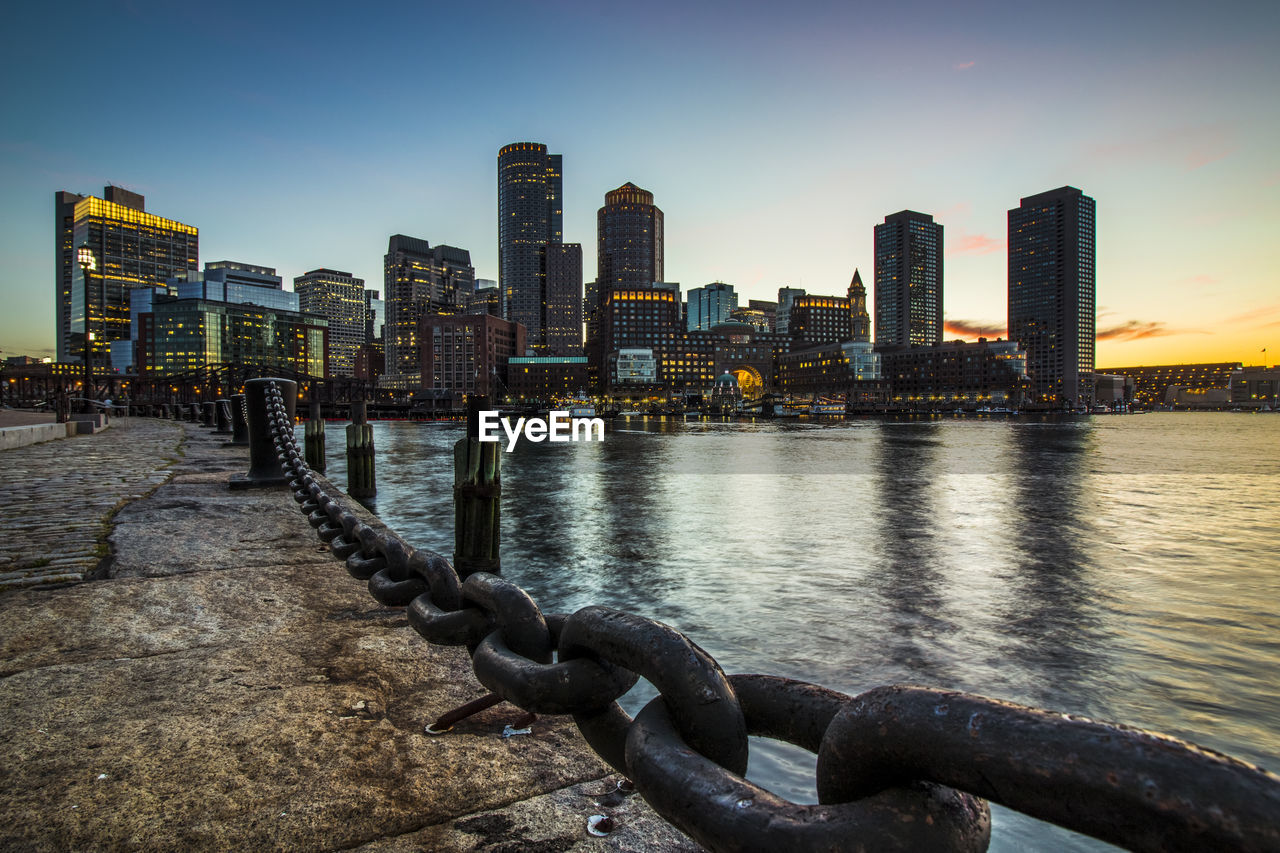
<box><xmin>346</xmin><ymin>400</ymin><xmax>375</xmax><ymax>499</ymax></box>
<box><xmin>454</xmin><ymin>395</ymin><xmax>500</xmax><ymax>578</ymax></box>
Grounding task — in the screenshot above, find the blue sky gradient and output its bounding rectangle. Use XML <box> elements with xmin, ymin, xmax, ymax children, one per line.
<box><xmin>2</xmin><ymin>0</ymin><xmax>1277</xmax><ymax>364</ymax></box>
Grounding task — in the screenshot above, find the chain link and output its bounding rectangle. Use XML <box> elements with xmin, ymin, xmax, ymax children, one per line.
<box><xmin>259</xmin><ymin>382</ymin><xmax>1280</xmax><ymax>853</ymax></box>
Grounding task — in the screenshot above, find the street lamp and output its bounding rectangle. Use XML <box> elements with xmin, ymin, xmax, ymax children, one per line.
<box><xmin>77</xmin><ymin>245</ymin><xmax>97</xmax><ymax>404</ymax></box>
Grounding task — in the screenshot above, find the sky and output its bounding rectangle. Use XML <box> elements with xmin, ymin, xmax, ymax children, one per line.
<box><xmin>1</xmin><ymin>0</ymin><xmax>1277</xmax><ymax>367</ymax></box>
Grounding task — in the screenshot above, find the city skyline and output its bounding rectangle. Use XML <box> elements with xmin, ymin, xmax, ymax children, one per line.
<box><xmin>2</xmin><ymin>0</ymin><xmax>1277</xmax><ymax>367</ymax></box>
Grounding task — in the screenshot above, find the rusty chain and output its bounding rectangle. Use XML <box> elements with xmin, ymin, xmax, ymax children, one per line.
<box><xmin>260</xmin><ymin>382</ymin><xmax>1280</xmax><ymax>852</ymax></box>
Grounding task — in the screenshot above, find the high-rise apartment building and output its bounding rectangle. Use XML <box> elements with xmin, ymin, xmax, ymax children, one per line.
<box><xmin>294</xmin><ymin>268</ymin><xmax>367</xmax><ymax>377</ymax></box>
<box><xmin>1008</xmin><ymin>186</ymin><xmax>1096</xmax><ymax>407</ymax></box>
<box><xmin>686</xmin><ymin>282</ymin><xmax>738</xmax><ymax>331</ymax></box>
<box><xmin>544</xmin><ymin>243</ymin><xmax>583</xmax><ymax>354</ymax></box>
<box><xmin>382</xmin><ymin>235</ymin><xmax>475</xmax><ymax>388</ymax></box>
<box><xmin>55</xmin><ymin>186</ymin><xmax>198</xmax><ymax>370</ymax></box>
<box><xmin>789</xmin><ymin>294</ymin><xmax>851</xmax><ymax>346</ymax></box>
<box><xmin>874</xmin><ymin>210</ymin><xmax>943</xmax><ymax>347</ymax></box>
<box><xmin>597</xmin><ymin>182</ymin><xmax>663</xmax><ymax>293</ymax></box>
<box><xmin>498</xmin><ymin>142</ymin><xmax>562</xmax><ymax>346</ymax></box>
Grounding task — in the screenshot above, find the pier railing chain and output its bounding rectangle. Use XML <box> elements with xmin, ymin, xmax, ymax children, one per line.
<box><xmin>260</xmin><ymin>382</ymin><xmax>1280</xmax><ymax>853</ymax></box>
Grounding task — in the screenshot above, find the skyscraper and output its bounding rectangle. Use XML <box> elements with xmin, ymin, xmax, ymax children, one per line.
<box><xmin>1008</xmin><ymin>186</ymin><xmax>1096</xmax><ymax>407</ymax></box>
<box><xmin>294</xmin><ymin>269</ymin><xmax>367</xmax><ymax>377</ymax></box>
<box><xmin>498</xmin><ymin>142</ymin><xmax>562</xmax><ymax>346</ymax></box>
<box><xmin>596</xmin><ymin>182</ymin><xmax>663</xmax><ymax>293</ymax></box>
<box><xmin>543</xmin><ymin>243</ymin><xmax>583</xmax><ymax>355</ymax></box>
<box><xmin>382</xmin><ymin>235</ymin><xmax>475</xmax><ymax>388</ymax></box>
<box><xmin>55</xmin><ymin>187</ymin><xmax>198</xmax><ymax>369</ymax></box>
<box><xmin>874</xmin><ymin>210</ymin><xmax>943</xmax><ymax>347</ymax></box>
<box><xmin>686</xmin><ymin>282</ymin><xmax>737</xmax><ymax>331</ymax></box>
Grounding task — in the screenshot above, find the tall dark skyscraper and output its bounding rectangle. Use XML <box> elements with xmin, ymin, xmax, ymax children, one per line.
<box><xmin>597</xmin><ymin>182</ymin><xmax>663</xmax><ymax>292</ymax></box>
<box><xmin>55</xmin><ymin>187</ymin><xmax>198</xmax><ymax>368</ymax></box>
<box><xmin>498</xmin><ymin>142</ymin><xmax>562</xmax><ymax>347</ymax></box>
<box><xmin>543</xmin><ymin>243</ymin><xmax>583</xmax><ymax>355</ymax></box>
<box><xmin>1008</xmin><ymin>186</ymin><xmax>1096</xmax><ymax>407</ymax></box>
<box><xmin>874</xmin><ymin>210</ymin><xmax>943</xmax><ymax>347</ymax></box>
<box><xmin>382</xmin><ymin>235</ymin><xmax>475</xmax><ymax>389</ymax></box>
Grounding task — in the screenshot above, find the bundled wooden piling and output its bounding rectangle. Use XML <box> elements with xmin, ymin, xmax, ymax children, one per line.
<box><xmin>346</xmin><ymin>400</ymin><xmax>375</xmax><ymax>499</ymax></box>
<box><xmin>454</xmin><ymin>396</ymin><xmax>500</xmax><ymax>578</ymax></box>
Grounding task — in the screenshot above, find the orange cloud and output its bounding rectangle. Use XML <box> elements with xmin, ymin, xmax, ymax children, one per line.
<box><xmin>1097</xmin><ymin>321</ymin><xmax>1177</xmax><ymax>341</ymax></box>
<box><xmin>948</xmin><ymin>233</ymin><xmax>1005</xmax><ymax>256</ymax></box>
<box><xmin>945</xmin><ymin>319</ymin><xmax>1006</xmax><ymax>338</ymax></box>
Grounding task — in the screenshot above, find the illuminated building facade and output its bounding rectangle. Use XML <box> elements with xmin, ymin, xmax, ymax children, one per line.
<box><xmin>498</xmin><ymin>142</ymin><xmax>562</xmax><ymax>346</ymax></box>
<box><xmin>874</xmin><ymin>210</ymin><xmax>943</xmax><ymax>347</ymax></box>
<box><xmin>601</xmin><ymin>285</ymin><xmax>681</xmax><ymax>364</ymax></box>
<box><xmin>383</xmin><ymin>235</ymin><xmax>475</xmax><ymax>389</ymax></box>
<box><xmin>1009</xmin><ymin>186</ymin><xmax>1096</xmax><ymax>407</ymax></box>
<box><xmin>419</xmin><ymin>313</ymin><xmax>525</xmax><ymax>398</ymax></box>
<box><xmin>789</xmin><ymin>294</ymin><xmax>851</xmax><ymax>346</ymax></box>
<box><xmin>848</xmin><ymin>269</ymin><xmax>870</xmax><ymax>342</ymax></box>
<box><xmin>56</xmin><ymin>187</ymin><xmax>198</xmax><ymax>371</ymax></box>
<box><xmin>879</xmin><ymin>339</ymin><xmax>1027</xmax><ymax>409</ymax></box>
<box><xmin>777</xmin><ymin>341</ymin><xmax>883</xmax><ymax>398</ymax></box>
<box><xmin>178</xmin><ymin>262</ymin><xmax>296</xmax><ymax>312</ymax></box>
<box><xmin>543</xmin><ymin>242</ymin><xmax>584</xmax><ymax>354</ymax></box>
<box><xmin>1098</xmin><ymin>362</ymin><xmax>1240</xmax><ymax>407</ymax></box>
<box><xmin>507</xmin><ymin>356</ymin><xmax>591</xmax><ymax>402</ymax></box>
<box><xmin>687</xmin><ymin>282</ymin><xmax>737</xmax><ymax>331</ymax></box>
<box><xmin>597</xmin><ymin>182</ymin><xmax>663</xmax><ymax>293</ymax></box>
<box><xmin>293</xmin><ymin>269</ymin><xmax>367</xmax><ymax>377</ymax></box>
<box><xmin>137</xmin><ymin>297</ymin><xmax>327</xmax><ymax>378</ymax></box>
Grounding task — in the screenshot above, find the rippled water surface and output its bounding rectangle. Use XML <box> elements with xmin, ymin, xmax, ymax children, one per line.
<box><xmin>316</xmin><ymin>412</ymin><xmax>1280</xmax><ymax>851</ymax></box>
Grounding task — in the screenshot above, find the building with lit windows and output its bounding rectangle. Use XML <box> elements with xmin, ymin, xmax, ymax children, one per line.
<box><xmin>597</xmin><ymin>182</ymin><xmax>663</xmax><ymax>293</ymax></box>
<box><xmin>874</xmin><ymin>210</ymin><xmax>943</xmax><ymax>347</ymax></box>
<box><xmin>294</xmin><ymin>268</ymin><xmax>367</xmax><ymax>377</ymax></box>
<box><xmin>687</xmin><ymin>282</ymin><xmax>737</xmax><ymax>331</ymax></box>
<box><xmin>55</xmin><ymin>186</ymin><xmax>198</xmax><ymax>372</ymax></box>
<box><xmin>777</xmin><ymin>341</ymin><xmax>884</xmax><ymax>401</ymax></box>
<box><xmin>419</xmin><ymin>313</ymin><xmax>525</xmax><ymax>399</ymax></box>
<box><xmin>137</xmin><ymin>297</ymin><xmax>327</xmax><ymax>378</ymax></box>
<box><xmin>601</xmin><ymin>285</ymin><xmax>681</xmax><ymax>370</ymax></box>
<box><xmin>177</xmin><ymin>262</ymin><xmax>296</xmax><ymax>312</ymax></box>
<box><xmin>775</xmin><ymin>287</ymin><xmax>806</xmax><ymax>335</ymax></box>
<box><xmin>498</xmin><ymin>142</ymin><xmax>563</xmax><ymax>346</ymax></box>
<box><xmin>1098</xmin><ymin>362</ymin><xmax>1240</xmax><ymax>407</ymax></box>
<box><xmin>879</xmin><ymin>339</ymin><xmax>1027</xmax><ymax>409</ymax></box>
<box><xmin>1008</xmin><ymin>187</ymin><xmax>1095</xmax><ymax>407</ymax></box>
<box><xmin>507</xmin><ymin>356</ymin><xmax>591</xmax><ymax>402</ymax></box>
<box><xmin>543</xmin><ymin>242</ymin><xmax>584</xmax><ymax>355</ymax></box>
<box><xmin>789</xmin><ymin>294</ymin><xmax>851</xmax><ymax>346</ymax></box>
<box><xmin>382</xmin><ymin>235</ymin><xmax>475</xmax><ymax>389</ymax></box>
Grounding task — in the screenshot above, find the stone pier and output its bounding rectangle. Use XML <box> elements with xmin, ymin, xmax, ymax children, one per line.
<box><xmin>0</xmin><ymin>416</ymin><xmax>698</xmax><ymax>851</ymax></box>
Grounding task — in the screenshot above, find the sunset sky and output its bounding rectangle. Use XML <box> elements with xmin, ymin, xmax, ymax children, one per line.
<box><xmin>1</xmin><ymin>0</ymin><xmax>1276</xmax><ymax>367</ymax></box>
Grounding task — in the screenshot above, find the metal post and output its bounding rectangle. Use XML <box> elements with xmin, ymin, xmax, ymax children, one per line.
<box><xmin>305</xmin><ymin>386</ymin><xmax>326</xmax><ymax>473</ymax></box>
<box><xmin>346</xmin><ymin>399</ymin><xmax>375</xmax><ymax>500</ymax></box>
<box><xmin>213</xmin><ymin>398</ymin><xmax>233</xmax><ymax>434</ymax></box>
<box><xmin>454</xmin><ymin>395</ymin><xmax>500</xmax><ymax>578</ymax></box>
<box><xmin>230</xmin><ymin>378</ymin><xmax>297</xmax><ymax>489</ymax></box>
<box><xmin>229</xmin><ymin>394</ymin><xmax>249</xmax><ymax>446</ymax></box>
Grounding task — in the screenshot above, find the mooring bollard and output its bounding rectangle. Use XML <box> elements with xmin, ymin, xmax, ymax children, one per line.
<box><xmin>346</xmin><ymin>399</ymin><xmax>375</xmax><ymax>499</ymax></box>
<box><xmin>230</xmin><ymin>377</ymin><xmax>297</xmax><ymax>489</ymax></box>
<box><xmin>305</xmin><ymin>397</ymin><xmax>326</xmax><ymax>473</ymax></box>
<box><xmin>213</xmin><ymin>398</ymin><xmax>233</xmax><ymax>434</ymax></box>
<box><xmin>201</xmin><ymin>401</ymin><xmax>216</xmax><ymax>427</ymax></box>
<box><xmin>454</xmin><ymin>395</ymin><xmax>500</xmax><ymax>578</ymax></box>
<box><xmin>229</xmin><ymin>394</ymin><xmax>249</xmax><ymax>446</ymax></box>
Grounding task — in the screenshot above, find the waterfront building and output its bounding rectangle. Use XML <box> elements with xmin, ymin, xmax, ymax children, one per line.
<box><xmin>137</xmin><ymin>297</ymin><xmax>327</xmax><ymax>378</ymax></box>
<box><xmin>1230</xmin><ymin>366</ymin><xmax>1280</xmax><ymax>409</ymax></box>
<box><xmin>55</xmin><ymin>186</ymin><xmax>199</xmax><ymax>372</ymax></box>
<box><xmin>848</xmin><ymin>269</ymin><xmax>870</xmax><ymax>342</ymax></box>
<box><xmin>419</xmin><ymin>313</ymin><xmax>525</xmax><ymax>399</ymax></box>
<box><xmin>1097</xmin><ymin>362</ymin><xmax>1240</xmax><ymax>408</ymax></box>
<box><xmin>499</xmin><ymin>142</ymin><xmax>563</xmax><ymax>345</ymax></box>
<box><xmin>383</xmin><ymin>235</ymin><xmax>476</xmax><ymax>390</ymax></box>
<box><xmin>601</xmin><ymin>284</ymin><xmax>681</xmax><ymax>375</ymax></box>
<box><xmin>613</xmin><ymin>348</ymin><xmax>659</xmax><ymax>387</ymax></box>
<box><xmin>687</xmin><ymin>282</ymin><xmax>738</xmax><ymax>331</ymax></box>
<box><xmin>775</xmin><ymin>287</ymin><xmax>806</xmax><ymax>335</ymax></box>
<box><xmin>777</xmin><ymin>341</ymin><xmax>882</xmax><ymax>397</ymax></box>
<box><xmin>506</xmin><ymin>355</ymin><xmax>590</xmax><ymax>403</ymax></box>
<box><xmin>294</xmin><ymin>269</ymin><xmax>367</xmax><ymax>377</ymax></box>
<box><xmin>543</xmin><ymin>243</ymin><xmax>584</xmax><ymax>355</ymax></box>
<box><xmin>874</xmin><ymin>210</ymin><xmax>943</xmax><ymax>348</ymax></box>
<box><xmin>1008</xmin><ymin>186</ymin><xmax>1096</xmax><ymax>407</ymax></box>
<box><xmin>879</xmin><ymin>338</ymin><xmax>1028</xmax><ymax>409</ymax></box>
<box><xmin>655</xmin><ymin>332</ymin><xmax>720</xmax><ymax>394</ymax></box>
<box><xmin>789</xmin><ymin>294</ymin><xmax>851</xmax><ymax>346</ymax></box>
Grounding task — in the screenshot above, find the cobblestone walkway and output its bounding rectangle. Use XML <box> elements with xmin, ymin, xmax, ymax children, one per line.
<box><xmin>0</xmin><ymin>417</ymin><xmax>183</xmax><ymax>591</ymax></box>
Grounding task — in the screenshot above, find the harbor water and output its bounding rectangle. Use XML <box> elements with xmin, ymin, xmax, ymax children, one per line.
<box><xmin>316</xmin><ymin>412</ymin><xmax>1280</xmax><ymax>851</ymax></box>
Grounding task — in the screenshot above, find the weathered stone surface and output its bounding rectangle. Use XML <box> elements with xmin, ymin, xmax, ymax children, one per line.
<box><xmin>0</xmin><ymin>419</ymin><xmax>703</xmax><ymax>851</ymax></box>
